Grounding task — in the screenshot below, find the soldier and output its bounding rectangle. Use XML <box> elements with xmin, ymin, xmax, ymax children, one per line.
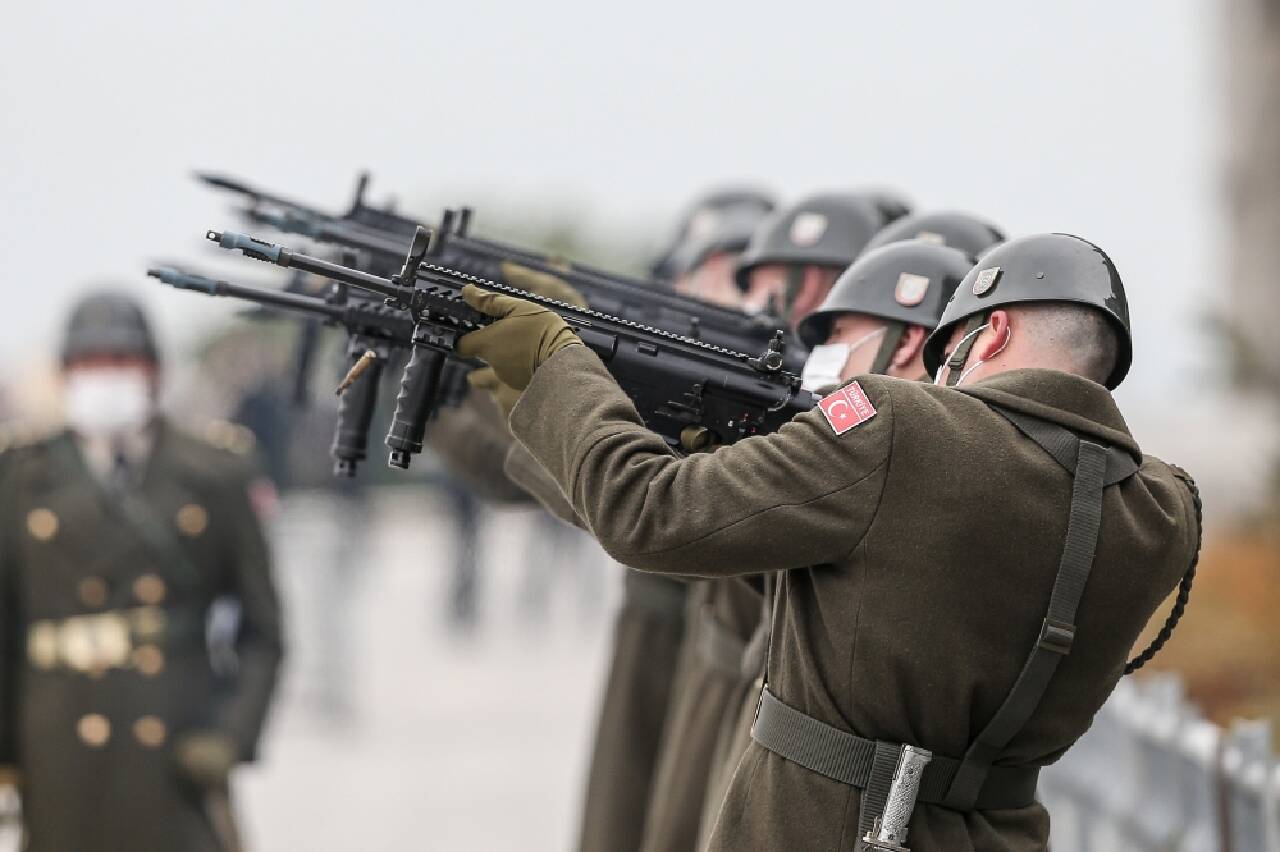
<box><xmin>650</xmin><ymin>188</ymin><xmax>776</xmax><ymax>307</ymax></box>
<box><xmin>735</xmin><ymin>193</ymin><xmax>886</xmax><ymax>329</ymax></box>
<box><xmin>638</xmin><ymin>241</ymin><xmax>974</xmax><ymax>852</ymax></box>
<box><xmin>455</xmin><ymin>232</ymin><xmax>1201</xmax><ymax>851</ymax></box>
<box><xmin>0</xmin><ymin>291</ymin><xmax>284</xmax><ymax>852</ymax></box>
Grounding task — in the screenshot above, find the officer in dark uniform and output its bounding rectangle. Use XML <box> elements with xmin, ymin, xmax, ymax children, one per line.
<box><xmin>455</xmin><ymin>232</ymin><xmax>1202</xmax><ymax>851</ymax></box>
<box><xmin>0</xmin><ymin>291</ymin><xmax>285</xmax><ymax>852</ymax></box>
<box><xmin>735</xmin><ymin>192</ymin><xmax>887</xmax><ymax>328</ymax></box>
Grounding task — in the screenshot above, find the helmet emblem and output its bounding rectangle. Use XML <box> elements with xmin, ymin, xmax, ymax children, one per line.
<box><xmin>790</xmin><ymin>212</ymin><xmax>828</xmax><ymax>247</ymax></box>
<box><xmin>915</xmin><ymin>231</ymin><xmax>946</xmax><ymax>245</ymax></box>
<box><xmin>688</xmin><ymin>209</ymin><xmax>720</xmax><ymax>240</ymax></box>
<box><xmin>895</xmin><ymin>273</ymin><xmax>930</xmax><ymax>307</ymax></box>
<box><xmin>972</xmin><ymin>266</ymin><xmax>1001</xmax><ymax>296</ymax></box>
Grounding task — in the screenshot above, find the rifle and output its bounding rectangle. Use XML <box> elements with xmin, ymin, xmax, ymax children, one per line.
<box><xmin>155</xmin><ymin>228</ymin><xmax>815</xmax><ymax>475</ymax></box>
<box><xmin>199</xmin><ymin>171</ymin><xmax>805</xmax><ymax>369</ymax></box>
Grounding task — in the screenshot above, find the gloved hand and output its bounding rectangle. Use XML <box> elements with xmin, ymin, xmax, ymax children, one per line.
<box><xmin>467</xmin><ymin>366</ymin><xmax>523</xmax><ymax>420</ymax></box>
<box><xmin>499</xmin><ymin>262</ymin><xmax>588</xmax><ymax>309</ymax></box>
<box><xmin>457</xmin><ymin>285</ymin><xmax>582</xmax><ymax>391</ymax></box>
<box><xmin>173</xmin><ymin>730</ymin><xmax>238</xmax><ymax>790</ymax></box>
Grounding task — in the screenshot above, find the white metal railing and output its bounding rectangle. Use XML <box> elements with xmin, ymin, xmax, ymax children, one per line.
<box><xmin>1042</xmin><ymin>673</ymin><xmax>1280</xmax><ymax>851</ymax></box>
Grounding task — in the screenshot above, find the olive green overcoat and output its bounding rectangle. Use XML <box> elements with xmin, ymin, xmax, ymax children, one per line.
<box><xmin>509</xmin><ymin>346</ymin><xmax>1198</xmax><ymax>852</ymax></box>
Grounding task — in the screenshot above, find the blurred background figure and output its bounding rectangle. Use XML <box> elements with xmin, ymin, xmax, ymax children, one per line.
<box><xmin>0</xmin><ymin>291</ymin><xmax>284</xmax><ymax>852</ymax></box>
<box><xmin>653</xmin><ymin>188</ymin><xmax>776</xmax><ymax>307</ymax></box>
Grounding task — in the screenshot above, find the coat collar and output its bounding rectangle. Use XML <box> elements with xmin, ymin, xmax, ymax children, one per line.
<box><xmin>958</xmin><ymin>368</ymin><xmax>1140</xmax><ymax>457</ymax></box>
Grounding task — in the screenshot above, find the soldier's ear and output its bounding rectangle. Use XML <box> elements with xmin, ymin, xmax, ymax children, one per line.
<box><xmin>973</xmin><ymin>310</ymin><xmax>1012</xmax><ymax>362</ymax></box>
<box><xmin>891</xmin><ymin>325</ymin><xmax>928</xmax><ymax>369</ymax></box>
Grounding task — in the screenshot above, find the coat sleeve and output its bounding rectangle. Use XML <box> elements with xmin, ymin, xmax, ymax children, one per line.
<box><xmin>427</xmin><ymin>392</ymin><xmax>536</xmax><ymax>505</ymax></box>
<box><xmin>503</xmin><ymin>441</ymin><xmax>584</xmax><ymax>529</ymax></box>
<box><xmin>507</xmin><ymin>346</ymin><xmax>895</xmax><ymax>577</ymax></box>
<box><xmin>216</xmin><ymin>462</ymin><xmax>285</xmax><ymax>761</ymax></box>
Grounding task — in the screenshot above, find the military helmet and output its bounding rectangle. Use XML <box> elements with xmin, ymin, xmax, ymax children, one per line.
<box><xmin>860</xmin><ymin>190</ymin><xmax>914</xmax><ymax>227</ymax></box>
<box><xmin>863</xmin><ymin>210</ymin><xmax>1005</xmax><ymax>259</ymax></box>
<box><xmin>61</xmin><ymin>290</ymin><xmax>159</xmax><ymax>365</ymax></box>
<box><xmin>922</xmin><ymin>233</ymin><xmax>1132</xmax><ymax>388</ymax></box>
<box><xmin>733</xmin><ymin>193</ymin><xmax>885</xmax><ymax>291</ymax></box>
<box><xmin>650</xmin><ymin>188</ymin><xmax>776</xmax><ymax>281</ymax></box>
<box><xmin>797</xmin><ymin>242</ymin><xmax>974</xmax><ymax>349</ymax></box>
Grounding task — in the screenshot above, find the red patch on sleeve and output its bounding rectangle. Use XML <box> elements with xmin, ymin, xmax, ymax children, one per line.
<box><xmin>817</xmin><ymin>382</ymin><xmax>877</xmax><ymax>436</ymax></box>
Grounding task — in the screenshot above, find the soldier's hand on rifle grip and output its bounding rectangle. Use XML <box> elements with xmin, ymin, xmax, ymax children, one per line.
<box><xmin>457</xmin><ymin>285</ymin><xmax>581</xmax><ymax>391</ymax></box>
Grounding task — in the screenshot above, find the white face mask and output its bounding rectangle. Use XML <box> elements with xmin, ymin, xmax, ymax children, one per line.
<box><xmin>63</xmin><ymin>368</ymin><xmax>154</xmax><ymax>437</ymax></box>
<box><xmin>801</xmin><ymin>328</ymin><xmax>885</xmax><ymax>393</ymax></box>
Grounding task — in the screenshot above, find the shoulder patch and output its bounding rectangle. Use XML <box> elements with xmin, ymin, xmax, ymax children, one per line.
<box><xmin>817</xmin><ymin>382</ymin><xmax>877</xmax><ymax>436</ymax></box>
<box><xmin>201</xmin><ymin>420</ymin><xmax>257</xmax><ymax>456</ymax></box>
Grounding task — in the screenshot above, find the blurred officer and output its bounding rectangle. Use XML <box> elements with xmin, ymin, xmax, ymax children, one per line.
<box><xmin>861</xmin><ymin>209</ymin><xmax>1006</xmax><ymax>259</ymax></box>
<box><xmin>639</xmin><ymin>242</ymin><xmax>972</xmax><ymax>852</ymax></box>
<box><xmin>735</xmin><ymin>193</ymin><xmax>886</xmax><ymax>329</ymax></box>
<box><xmin>456</xmin><ymin>232</ymin><xmax>1202</xmax><ymax>851</ymax></box>
<box><xmin>0</xmin><ymin>291</ymin><xmax>284</xmax><ymax>852</ymax></box>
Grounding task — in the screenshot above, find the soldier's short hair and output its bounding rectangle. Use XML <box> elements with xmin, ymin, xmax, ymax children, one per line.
<box><xmin>1014</xmin><ymin>303</ymin><xmax>1119</xmax><ymax>386</ymax></box>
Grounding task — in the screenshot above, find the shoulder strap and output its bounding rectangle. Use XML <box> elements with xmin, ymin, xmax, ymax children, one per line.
<box><xmin>943</xmin><ymin>408</ymin><xmax>1126</xmax><ymax>809</ymax></box>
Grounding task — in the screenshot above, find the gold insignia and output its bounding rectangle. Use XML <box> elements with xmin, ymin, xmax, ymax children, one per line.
<box><xmin>91</xmin><ymin>614</ymin><xmax>132</xmax><ymax>668</ymax></box>
<box><xmin>78</xmin><ymin>576</ymin><xmax>109</xmax><ymax>608</ymax></box>
<box><xmin>133</xmin><ymin>573</ymin><xmax>167</xmax><ymax>605</ymax></box>
<box><xmin>175</xmin><ymin>504</ymin><xmax>208</xmax><ymax>537</ymax></box>
<box><xmin>131</xmin><ymin>645</ymin><xmax>165</xmax><ymax>676</ymax></box>
<box><xmin>61</xmin><ymin>620</ymin><xmax>95</xmax><ymax>672</ymax></box>
<box><xmin>133</xmin><ymin>716</ymin><xmax>167</xmax><ymax>748</ymax></box>
<box><xmin>27</xmin><ymin>622</ymin><xmax>59</xmax><ymax>670</ymax></box>
<box><xmin>77</xmin><ymin>713</ymin><xmax>111</xmax><ymax>747</ymax></box>
<box><xmin>130</xmin><ymin>606</ymin><xmax>167</xmax><ymax>640</ymax></box>
<box><xmin>26</xmin><ymin>508</ymin><xmax>58</xmax><ymax>541</ymax></box>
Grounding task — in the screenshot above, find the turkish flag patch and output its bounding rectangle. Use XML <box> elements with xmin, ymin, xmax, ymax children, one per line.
<box><xmin>817</xmin><ymin>382</ymin><xmax>877</xmax><ymax>436</ymax></box>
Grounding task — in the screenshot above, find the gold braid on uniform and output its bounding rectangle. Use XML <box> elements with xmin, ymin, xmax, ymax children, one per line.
<box><xmin>1124</xmin><ymin>465</ymin><xmax>1201</xmax><ymax>674</ymax></box>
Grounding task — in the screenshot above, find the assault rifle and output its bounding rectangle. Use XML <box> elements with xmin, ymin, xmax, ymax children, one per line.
<box><xmin>156</xmin><ymin>227</ymin><xmax>815</xmax><ymax>475</ymax></box>
<box><xmin>198</xmin><ymin>171</ymin><xmax>805</xmax><ymax>369</ymax></box>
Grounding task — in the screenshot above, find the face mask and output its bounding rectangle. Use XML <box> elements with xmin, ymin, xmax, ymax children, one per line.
<box><xmin>932</xmin><ymin>323</ymin><xmax>1011</xmax><ymax>388</ymax></box>
<box><xmin>801</xmin><ymin>328</ymin><xmax>885</xmax><ymax>393</ymax></box>
<box><xmin>63</xmin><ymin>368</ymin><xmax>154</xmax><ymax>437</ymax></box>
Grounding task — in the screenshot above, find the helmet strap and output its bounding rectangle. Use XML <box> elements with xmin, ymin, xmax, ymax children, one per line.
<box><xmin>868</xmin><ymin>321</ymin><xmax>905</xmax><ymax>376</ymax></box>
<box><xmin>777</xmin><ymin>265</ymin><xmax>805</xmax><ymax>325</ymax></box>
<box><xmin>943</xmin><ymin>313</ymin><xmax>989</xmax><ymax>387</ymax></box>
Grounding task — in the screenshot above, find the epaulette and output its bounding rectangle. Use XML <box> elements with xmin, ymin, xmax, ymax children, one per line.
<box><xmin>0</xmin><ymin>421</ymin><xmax>55</xmax><ymax>455</ymax></box>
<box><xmin>200</xmin><ymin>420</ymin><xmax>257</xmax><ymax>457</ymax></box>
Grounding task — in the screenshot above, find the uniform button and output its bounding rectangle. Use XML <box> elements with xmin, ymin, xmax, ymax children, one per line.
<box><xmin>77</xmin><ymin>713</ymin><xmax>111</xmax><ymax>747</ymax></box>
<box><xmin>78</xmin><ymin>577</ymin><xmax>109</xmax><ymax>608</ymax></box>
<box><xmin>131</xmin><ymin>645</ymin><xmax>165</xmax><ymax>676</ymax></box>
<box><xmin>133</xmin><ymin>716</ymin><xmax>167</xmax><ymax>748</ymax></box>
<box><xmin>26</xmin><ymin>508</ymin><xmax>58</xmax><ymax>541</ymax></box>
<box><xmin>130</xmin><ymin>607</ymin><xmax>167</xmax><ymax>641</ymax></box>
<box><xmin>133</xmin><ymin>574</ymin><xmax>166</xmax><ymax>606</ymax></box>
<box><xmin>175</xmin><ymin>503</ymin><xmax>208</xmax><ymax>537</ymax></box>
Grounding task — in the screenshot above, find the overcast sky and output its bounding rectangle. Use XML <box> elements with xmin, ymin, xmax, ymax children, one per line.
<box><xmin>1</xmin><ymin>1</ymin><xmax>1219</xmax><ymax>404</ymax></box>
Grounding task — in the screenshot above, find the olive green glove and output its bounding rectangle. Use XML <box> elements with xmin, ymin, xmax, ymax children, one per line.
<box><xmin>499</xmin><ymin>262</ymin><xmax>589</xmax><ymax>309</ymax></box>
<box><xmin>457</xmin><ymin>285</ymin><xmax>582</xmax><ymax>391</ymax></box>
<box><xmin>467</xmin><ymin>366</ymin><xmax>523</xmax><ymax>420</ymax></box>
<box><xmin>173</xmin><ymin>730</ymin><xmax>238</xmax><ymax>790</ymax></box>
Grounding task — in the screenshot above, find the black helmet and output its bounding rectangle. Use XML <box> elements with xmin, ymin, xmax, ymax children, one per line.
<box><xmin>651</xmin><ymin>188</ymin><xmax>776</xmax><ymax>280</ymax></box>
<box><xmin>733</xmin><ymin>193</ymin><xmax>884</xmax><ymax>291</ymax></box>
<box><xmin>61</xmin><ymin>290</ymin><xmax>158</xmax><ymax>365</ymax></box>
<box><xmin>859</xmin><ymin>190</ymin><xmax>914</xmax><ymax>227</ymax></box>
<box><xmin>863</xmin><ymin>210</ymin><xmax>1005</xmax><ymax>259</ymax></box>
<box><xmin>923</xmin><ymin>233</ymin><xmax>1132</xmax><ymax>389</ymax></box>
<box><xmin>797</xmin><ymin>242</ymin><xmax>974</xmax><ymax>349</ymax></box>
